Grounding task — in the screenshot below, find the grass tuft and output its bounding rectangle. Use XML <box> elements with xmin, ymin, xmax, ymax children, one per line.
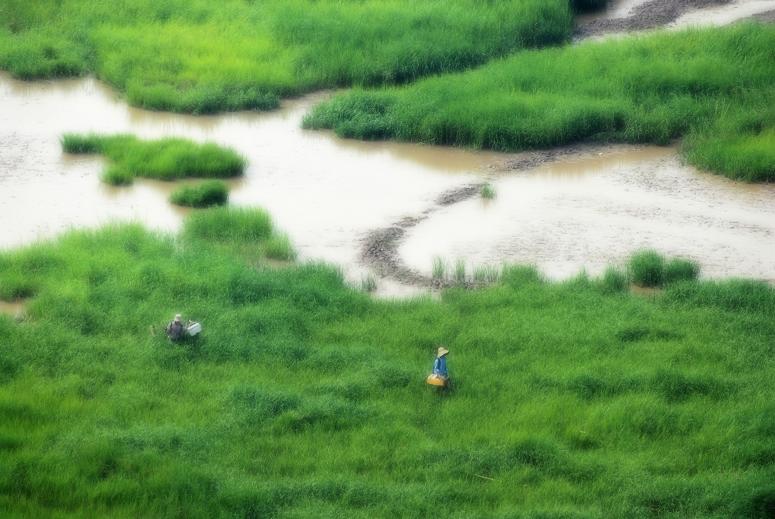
<box><xmin>360</xmin><ymin>274</ymin><xmax>377</xmax><ymax>293</ymax></box>
<box><xmin>183</xmin><ymin>207</ymin><xmax>273</xmax><ymax>244</ymax></box>
<box><xmin>170</xmin><ymin>181</ymin><xmax>229</xmax><ymax>208</ymax></box>
<box><xmin>454</xmin><ymin>259</ymin><xmax>466</xmax><ymax>284</ymax></box>
<box><xmin>263</xmin><ymin>234</ymin><xmax>297</xmax><ymax>262</ymax></box>
<box><xmin>432</xmin><ymin>257</ymin><xmax>446</xmax><ymax>281</ymax></box>
<box><xmin>629</xmin><ymin>250</ymin><xmax>699</xmax><ymax>288</ymax></box>
<box><xmin>480</xmin><ymin>183</ymin><xmax>496</xmax><ymax>200</ymax></box>
<box><xmin>629</xmin><ymin>250</ymin><xmax>665</xmax><ymax>288</ymax></box>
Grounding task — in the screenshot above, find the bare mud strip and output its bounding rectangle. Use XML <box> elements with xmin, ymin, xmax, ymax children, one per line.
<box><xmin>576</xmin><ymin>0</ymin><xmax>775</xmax><ymax>38</ymax></box>
<box><xmin>362</xmin><ymin>185</ymin><xmax>485</xmax><ymax>289</ymax></box>
<box><xmin>752</xmin><ymin>8</ymin><xmax>775</xmax><ymax>20</ymax></box>
<box><xmin>361</xmin><ymin>145</ymin><xmax>623</xmax><ymax>288</ymax></box>
<box><xmin>576</xmin><ymin>0</ymin><xmax>731</xmax><ymax>37</ymax></box>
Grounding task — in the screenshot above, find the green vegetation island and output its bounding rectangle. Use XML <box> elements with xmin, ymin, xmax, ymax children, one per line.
<box><xmin>1</xmin><ymin>0</ymin><xmax>774</xmax><ymax>517</ymax></box>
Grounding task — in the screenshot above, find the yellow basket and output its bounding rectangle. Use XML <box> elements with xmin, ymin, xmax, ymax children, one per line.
<box><xmin>426</xmin><ymin>374</ymin><xmax>447</xmax><ymax>387</ymax></box>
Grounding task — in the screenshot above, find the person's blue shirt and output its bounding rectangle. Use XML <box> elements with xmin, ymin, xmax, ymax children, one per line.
<box><xmin>433</xmin><ymin>356</ymin><xmax>448</xmax><ymax>377</ymax></box>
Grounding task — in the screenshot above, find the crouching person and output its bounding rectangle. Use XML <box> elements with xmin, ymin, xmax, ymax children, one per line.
<box><xmin>166</xmin><ymin>314</ymin><xmax>186</xmax><ymax>342</ymax></box>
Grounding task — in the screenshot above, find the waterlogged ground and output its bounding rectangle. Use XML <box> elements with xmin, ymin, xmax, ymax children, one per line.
<box><xmin>577</xmin><ymin>0</ymin><xmax>775</xmax><ymax>37</ymax></box>
<box><xmin>2</xmin><ymin>70</ymin><xmax>775</xmax><ymax>294</ymax></box>
<box><xmin>671</xmin><ymin>0</ymin><xmax>775</xmax><ymax>28</ymax></box>
<box><xmin>0</xmin><ymin>73</ymin><xmax>497</xmax><ymax>295</ymax></box>
<box><xmin>400</xmin><ymin>146</ymin><xmax>775</xmax><ymax>282</ymax></box>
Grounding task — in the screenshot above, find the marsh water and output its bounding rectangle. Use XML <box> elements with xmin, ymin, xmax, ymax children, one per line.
<box><xmin>1</xmin><ymin>43</ymin><xmax>774</xmax><ymax>295</ymax></box>
<box><xmin>578</xmin><ymin>0</ymin><xmax>775</xmax><ymax>31</ymax></box>
<box><xmin>402</xmin><ymin>147</ymin><xmax>775</xmax><ymax>282</ymax></box>
<box><xmin>0</xmin><ymin>73</ymin><xmax>495</xmax><ymax>296</ymax></box>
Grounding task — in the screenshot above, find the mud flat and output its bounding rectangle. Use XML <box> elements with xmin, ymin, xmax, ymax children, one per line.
<box><xmin>394</xmin><ymin>145</ymin><xmax>775</xmax><ymax>284</ymax></box>
<box><xmin>576</xmin><ymin>0</ymin><xmax>774</xmax><ymax>38</ymax></box>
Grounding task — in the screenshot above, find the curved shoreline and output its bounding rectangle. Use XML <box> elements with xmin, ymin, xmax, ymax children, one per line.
<box><xmin>359</xmin><ymin>144</ymin><xmax>622</xmax><ymax>288</ymax></box>
<box><xmin>575</xmin><ymin>0</ymin><xmax>733</xmax><ymax>37</ymax></box>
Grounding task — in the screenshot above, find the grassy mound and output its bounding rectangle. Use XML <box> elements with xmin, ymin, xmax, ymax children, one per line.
<box><xmin>628</xmin><ymin>250</ymin><xmax>700</xmax><ymax>288</ymax></box>
<box><xmin>0</xmin><ymin>0</ymin><xmax>574</xmax><ymax>113</ymax></box>
<box><xmin>61</xmin><ymin>134</ymin><xmax>245</xmax><ymax>185</ymax></box>
<box><xmin>0</xmin><ymin>213</ymin><xmax>773</xmax><ymax>516</ymax></box>
<box><xmin>305</xmin><ymin>24</ymin><xmax>775</xmax><ymax>182</ymax></box>
<box><xmin>170</xmin><ymin>181</ymin><xmax>229</xmax><ymax>208</ymax></box>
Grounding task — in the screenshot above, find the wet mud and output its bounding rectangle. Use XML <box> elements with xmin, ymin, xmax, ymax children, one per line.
<box><xmin>575</xmin><ymin>0</ymin><xmax>775</xmax><ymax>38</ymax></box>
<box><xmin>577</xmin><ymin>0</ymin><xmax>730</xmax><ymax>37</ymax></box>
<box><xmin>398</xmin><ymin>146</ymin><xmax>775</xmax><ymax>284</ymax></box>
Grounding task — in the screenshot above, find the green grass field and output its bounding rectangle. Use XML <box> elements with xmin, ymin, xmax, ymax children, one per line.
<box><xmin>305</xmin><ymin>24</ymin><xmax>775</xmax><ymax>181</ymax></box>
<box><xmin>1</xmin><ymin>210</ymin><xmax>773</xmax><ymax>517</ymax></box>
<box><xmin>62</xmin><ymin>134</ymin><xmax>245</xmax><ymax>185</ymax></box>
<box><xmin>0</xmin><ymin>0</ymin><xmax>575</xmax><ymax>113</ymax></box>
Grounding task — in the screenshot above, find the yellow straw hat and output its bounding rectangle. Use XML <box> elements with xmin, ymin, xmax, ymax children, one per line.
<box><xmin>437</xmin><ymin>346</ymin><xmax>449</xmax><ymax>357</ymax></box>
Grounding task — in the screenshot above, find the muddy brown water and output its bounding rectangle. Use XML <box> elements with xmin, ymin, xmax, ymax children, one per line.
<box><xmin>1</xmin><ymin>8</ymin><xmax>774</xmax><ymax>298</ymax></box>
<box><xmin>0</xmin><ymin>73</ymin><xmax>500</xmax><ymax>297</ymax></box>
<box><xmin>400</xmin><ymin>146</ymin><xmax>775</xmax><ymax>283</ymax></box>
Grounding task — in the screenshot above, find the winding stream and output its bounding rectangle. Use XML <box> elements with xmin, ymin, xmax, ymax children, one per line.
<box><xmin>1</xmin><ymin>2</ymin><xmax>774</xmax><ymax>296</ymax></box>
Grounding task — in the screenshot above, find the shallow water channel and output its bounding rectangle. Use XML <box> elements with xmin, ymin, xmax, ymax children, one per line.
<box><xmin>0</xmin><ymin>73</ymin><xmax>496</xmax><ymax>296</ymax></box>
<box><xmin>402</xmin><ymin>146</ymin><xmax>775</xmax><ymax>282</ymax></box>
<box><xmin>1</xmin><ymin>72</ymin><xmax>774</xmax><ymax>296</ymax></box>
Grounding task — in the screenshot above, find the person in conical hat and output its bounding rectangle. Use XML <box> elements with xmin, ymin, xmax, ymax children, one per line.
<box><xmin>432</xmin><ymin>346</ymin><xmax>449</xmax><ymax>379</ymax></box>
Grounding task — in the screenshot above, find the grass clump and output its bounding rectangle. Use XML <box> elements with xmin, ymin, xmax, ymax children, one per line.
<box><xmin>431</xmin><ymin>257</ymin><xmax>447</xmax><ymax>281</ymax></box>
<box><xmin>0</xmin><ymin>0</ymin><xmax>574</xmax><ymax>113</ymax></box>
<box><xmin>183</xmin><ymin>206</ymin><xmax>273</xmax><ymax>244</ymax></box>
<box><xmin>473</xmin><ymin>264</ymin><xmax>501</xmax><ymax>284</ymax></box>
<box><xmin>263</xmin><ymin>233</ymin><xmax>297</xmax><ymax>262</ymax></box>
<box><xmin>629</xmin><ymin>250</ymin><xmax>665</xmax><ymax>288</ymax></box>
<box><xmin>360</xmin><ymin>274</ymin><xmax>377</xmax><ymax>293</ymax></box>
<box><xmin>480</xmin><ymin>183</ymin><xmax>496</xmax><ymax>200</ymax></box>
<box><xmin>629</xmin><ymin>250</ymin><xmax>699</xmax><ymax>288</ymax></box>
<box><xmin>664</xmin><ymin>257</ymin><xmax>700</xmax><ymax>285</ymax></box>
<box><xmin>306</xmin><ymin>24</ymin><xmax>775</xmax><ymax>181</ymax></box>
<box><xmin>453</xmin><ymin>259</ymin><xmax>467</xmax><ymax>284</ymax></box>
<box><xmin>600</xmin><ymin>265</ymin><xmax>628</xmax><ymax>293</ymax></box>
<box><xmin>62</xmin><ymin>134</ymin><xmax>245</xmax><ymax>185</ymax></box>
<box><xmin>0</xmin><ymin>213</ymin><xmax>773</xmax><ymax>516</ymax></box>
<box><xmin>170</xmin><ymin>181</ymin><xmax>229</xmax><ymax>208</ymax></box>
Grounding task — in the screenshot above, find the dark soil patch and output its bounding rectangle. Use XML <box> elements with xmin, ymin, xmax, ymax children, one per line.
<box><xmin>576</xmin><ymin>0</ymin><xmax>732</xmax><ymax>38</ymax></box>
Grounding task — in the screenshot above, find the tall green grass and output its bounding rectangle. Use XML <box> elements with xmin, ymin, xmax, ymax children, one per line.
<box><xmin>306</xmin><ymin>24</ymin><xmax>775</xmax><ymax>181</ymax></box>
<box><xmin>170</xmin><ymin>180</ymin><xmax>229</xmax><ymax>208</ymax></box>
<box><xmin>0</xmin><ymin>214</ymin><xmax>773</xmax><ymax>516</ymax></box>
<box><xmin>62</xmin><ymin>134</ymin><xmax>245</xmax><ymax>185</ymax></box>
<box><xmin>629</xmin><ymin>249</ymin><xmax>699</xmax><ymax>288</ymax></box>
<box><xmin>0</xmin><ymin>0</ymin><xmax>574</xmax><ymax>113</ymax></box>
